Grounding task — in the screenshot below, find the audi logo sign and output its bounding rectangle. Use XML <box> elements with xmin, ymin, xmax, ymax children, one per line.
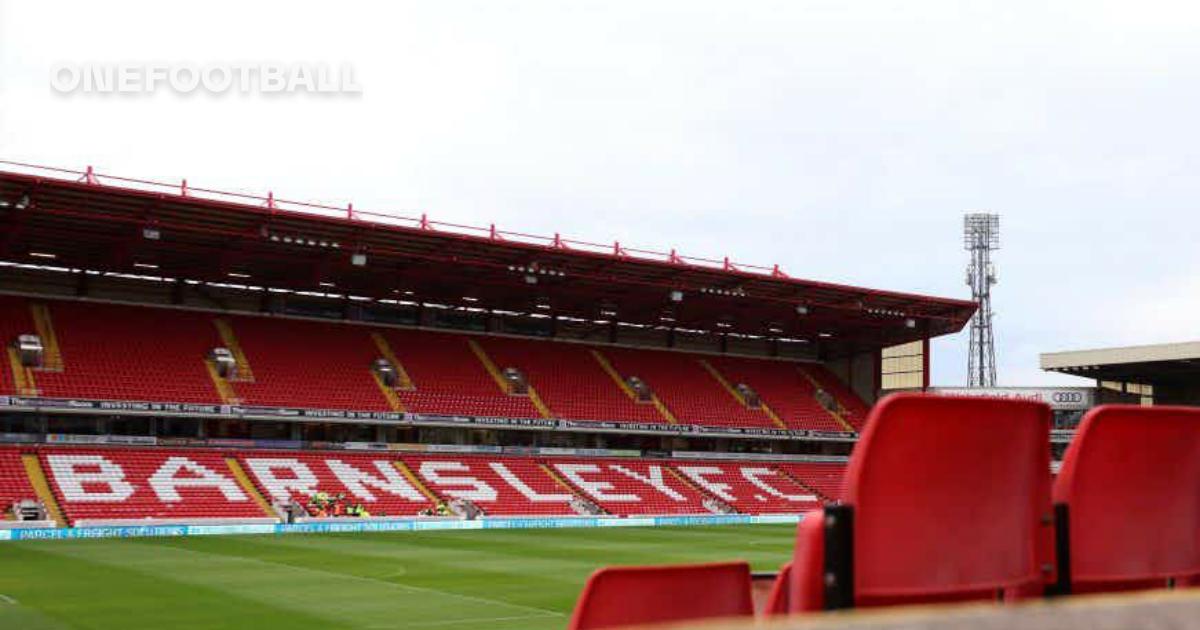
<box><xmin>928</xmin><ymin>387</ymin><xmax>1095</xmax><ymax>410</ymax></box>
<box><xmin>1051</xmin><ymin>391</ymin><xmax>1085</xmax><ymax>404</ymax></box>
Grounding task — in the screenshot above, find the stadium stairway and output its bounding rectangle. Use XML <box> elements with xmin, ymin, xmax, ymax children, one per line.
<box><xmin>28</xmin><ymin>302</ymin><xmax>63</xmax><ymax>372</ymax></box>
<box><xmin>796</xmin><ymin>367</ymin><xmax>858</xmax><ymax>432</ymax></box>
<box><xmin>799</xmin><ymin>365</ymin><xmax>868</xmax><ymax>431</ymax></box>
<box><xmin>773</xmin><ymin>465</ymin><xmax>833</xmax><ymax>504</ymax></box>
<box><xmin>225</xmin><ymin>457</ymin><xmax>278</xmax><ymax>518</ymax></box>
<box><xmin>369</xmin><ymin>332</ymin><xmax>415</xmax><ymax>390</ymax></box>
<box><xmin>212</xmin><ymin>317</ymin><xmax>255</xmax><ymax>382</ymax></box>
<box><xmin>393</xmin><ymin>460</ymin><xmax>447</xmax><ymax>508</ymax></box>
<box><xmin>18</xmin><ymin>452</ymin><xmax>64</xmax><ymax>524</ymax></box>
<box><xmin>539</xmin><ymin>462</ymin><xmax>609</xmax><ymax>514</ymax></box>
<box><xmin>5</xmin><ymin>344</ymin><xmax>37</xmax><ymax>396</ymax></box>
<box><xmin>665</xmin><ymin>464</ymin><xmax>738</xmax><ymax>513</ymax></box>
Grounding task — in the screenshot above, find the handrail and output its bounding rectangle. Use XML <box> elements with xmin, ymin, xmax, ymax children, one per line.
<box><xmin>0</xmin><ymin>158</ymin><xmax>792</xmax><ymax>279</ymax></box>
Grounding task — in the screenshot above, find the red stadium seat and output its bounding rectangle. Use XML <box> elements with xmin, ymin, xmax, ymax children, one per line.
<box><xmin>762</xmin><ymin>562</ymin><xmax>792</xmax><ymax>616</ymax></box>
<box><xmin>568</xmin><ymin>561</ymin><xmax>754</xmax><ymax>630</ymax></box>
<box><xmin>790</xmin><ymin>394</ymin><xmax>1053</xmax><ymax>611</ymax></box>
<box><xmin>1051</xmin><ymin>405</ymin><xmax>1200</xmax><ymax>594</ymax></box>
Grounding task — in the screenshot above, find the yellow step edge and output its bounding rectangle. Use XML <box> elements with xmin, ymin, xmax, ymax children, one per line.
<box><xmin>466</xmin><ymin>339</ymin><xmax>553</xmax><ymax>418</ymax></box>
<box><xmin>774</xmin><ymin>465</ymin><xmax>832</xmax><ymax>504</ymax></box>
<box><xmin>393</xmin><ymin>461</ymin><xmax>444</xmax><ymax>506</ymax></box>
<box><xmin>370</xmin><ymin>332</ymin><xmax>414</xmax><ymax>390</ymax></box>
<box><xmin>525</xmin><ymin>387</ymin><xmax>554</xmax><ymax>419</ymax></box>
<box><xmin>22</xmin><ymin>454</ymin><xmax>66</xmax><ymax>525</ymax></box>
<box><xmin>539</xmin><ymin>463</ymin><xmax>582</xmax><ymax>495</ymax></box>
<box><xmin>649</xmin><ymin>395</ymin><xmax>679</xmax><ymax>425</ymax></box>
<box><xmin>759</xmin><ymin>404</ymin><xmax>789</xmax><ymax>430</ymax></box>
<box><xmin>213</xmin><ymin>318</ymin><xmax>255</xmax><ymax>382</ymax></box>
<box><xmin>370</xmin><ymin>371</ymin><xmax>406</xmax><ymax>412</ymax></box>
<box><xmin>665</xmin><ymin>465</ymin><xmax>739</xmax><ymax>513</ymax></box>
<box><xmin>204</xmin><ymin>359</ymin><xmax>240</xmax><ymax>404</ymax></box>
<box><xmin>590</xmin><ymin>349</ymin><xmax>638</xmax><ymax>399</ymax></box>
<box><xmin>797</xmin><ymin>367</ymin><xmax>857</xmax><ymax>433</ymax></box>
<box><xmin>466</xmin><ymin>338</ymin><xmax>511</xmax><ymax>392</ymax></box>
<box><xmin>591</xmin><ymin>350</ymin><xmax>678</xmax><ymax>424</ymax></box>
<box><xmin>540</xmin><ymin>463</ymin><xmax>608</xmax><ymax>514</ymax></box>
<box><xmin>7</xmin><ymin>347</ymin><xmax>38</xmax><ymax>396</ymax></box>
<box><xmin>697</xmin><ymin>359</ymin><xmax>788</xmax><ymax>429</ymax></box>
<box><xmin>28</xmin><ymin>303</ymin><xmax>63</xmax><ymax>371</ymax></box>
<box><xmin>225</xmin><ymin>458</ymin><xmax>277</xmax><ymax>518</ymax></box>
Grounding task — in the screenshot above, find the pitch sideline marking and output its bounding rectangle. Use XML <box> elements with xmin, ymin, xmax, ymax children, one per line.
<box><xmin>0</xmin><ymin>594</ymin><xmax>17</xmax><ymax>605</ymax></box>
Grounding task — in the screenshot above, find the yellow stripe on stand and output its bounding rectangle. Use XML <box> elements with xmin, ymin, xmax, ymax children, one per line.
<box><xmin>204</xmin><ymin>359</ymin><xmax>240</xmax><ymax>404</ymax></box>
<box><xmin>22</xmin><ymin>454</ymin><xmax>66</xmax><ymax>525</ymax></box>
<box><xmin>665</xmin><ymin>465</ymin><xmax>740</xmax><ymax>514</ymax></box>
<box><xmin>371</xmin><ymin>371</ymin><xmax>406</xmax><ymax>412</ymax></box>
<box><xmin>213</xmin><ymin>318</ymin><xmax>255</xmax><ymax>382</ymax></box>
<box><xmin>798</xmin><ymin>367</ymin><xmax>857</xmax><ymax>433</ymax></box>
<box><xmin>225</xmin><ymin>458</ymin><xmax>277</xmax><ymax>518</ymax></box>
<box><xmin>29</xmin><ymin>303</ymin><xmax>63</xmax><ymax>371</ymax></box>
<box><xmin>393</xmin><ymin>461</ymin><xmax>444</xmax><ymax>507</ymax></box>
<box><xmin>774</xmin><ymin>465</ymin><xmax>833</xmax><ymax>503</ymax></box>
<box><xmin>6</xmin><ymin>347</ymin><xmax>37</xmax><ymax>396</ymax></box>
<box><xmin>370</xmin><ymin>332</ymin><xmax>415</xmax><ymax>390</ymax></box>
<box><xmin>540</xmin><ymin>463</ymin><xmax>609</xmax><ymax>514</ymax></box>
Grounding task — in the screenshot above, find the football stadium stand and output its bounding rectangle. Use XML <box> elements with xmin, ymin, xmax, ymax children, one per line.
<box><xmin>0</xmin><ymin>296</ymin><xmax>871</xmax><ymax>432</ymax></box>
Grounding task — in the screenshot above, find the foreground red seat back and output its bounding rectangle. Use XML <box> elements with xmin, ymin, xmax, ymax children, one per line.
<box><xmin>568</xmin><ymin>561</ymin><xmax>753</xmax><ymax>629</ymax></box>
<box><xmin>1053</xmin><ymin>405</ymin><xmax>1200</xmax><ymax>593</ymax></box>
<box><xmin>791</xmin><ymin>394</ymin><xmax>1053</xmax><ymax>611</ymax></box>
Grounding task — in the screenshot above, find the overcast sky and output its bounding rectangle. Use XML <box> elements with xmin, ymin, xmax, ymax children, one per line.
<box><xmin>1</xmin><ymin>1</ymin><xmax>1197</xmax><ymax>386</ymax></box>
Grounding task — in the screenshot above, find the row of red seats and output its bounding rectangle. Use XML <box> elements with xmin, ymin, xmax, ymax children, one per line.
<box><xmin>0</xmin><ymin>450</ymin><xmax>36</xmax><ymax>516</ymax></box>
<box><xmin>0</xmin><ymin>296</ymin><xmax>870</xmax><ymax>431</ymax></box>
<box><xmin>568</xmin><ymin>397</ymin><xmax>1200</xmax><ymax>628</ymax></box>
<box><xmin>8</xmin><ymin>445</ymin><xmax>844</xmax><ymax>524</ymax></box>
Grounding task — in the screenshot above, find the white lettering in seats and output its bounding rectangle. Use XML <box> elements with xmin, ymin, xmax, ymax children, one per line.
<box><xmin>325</xmin><ymin>459</ymin><xmax>424</xmax><ymax>502</ymax></box>
<box><xmin>489</xmin><ymin>463</ymin><xmax>571</xmax><ymax>502</ymax></box>
<box><xmin>418</xmin><ymin>461</ymin><xmax>497</xmax><ymax>502</ymax></box>
<box><xmin>676</xmin><ymin>466</ymin><xmax>736</xmax><ymax>502</ymax></box>
<box><xmin>148</xmin><ymin>457</ymin><xmax>247</xmax><ymax>502</ymax></box>
<box><xmin>244</xmin><ymin>458</ymin><xmax>318</xmax><ymax>502</ymax></box>
<box><xmin>740</xmin><ymin>467</ymin><xmax>815</xmax><ymax>502</ymax></box>
<box><xmin>610</xmin><ymin>465</ymin><xmax>686</xmax><ymax>501</ymax></box>
<box><xmin>47</xmin><ymin>455</ymin><xmax>134</xmax><ymax>502</ymax></box>
<box><xmin>554</xmin><ymin>463</ymin><xmax>638</xmax><ymax>502</ymax></box>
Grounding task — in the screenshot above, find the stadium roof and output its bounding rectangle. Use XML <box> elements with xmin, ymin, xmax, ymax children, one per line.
<box><xmin>0</xmin><ymin>161</ymin><xmax>976</xmax><ymax>354</ymax></box>
<box><xmin>1041</xmin><ymin>341</ymin><xmax>1200</xmax><ymax>385</ymax></box>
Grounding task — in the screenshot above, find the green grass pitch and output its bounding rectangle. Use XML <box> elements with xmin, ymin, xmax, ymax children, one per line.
<box><xmin>0</xmin><ymin>524</ymin><xmax>794</xmax><ymax>629</ymax></box>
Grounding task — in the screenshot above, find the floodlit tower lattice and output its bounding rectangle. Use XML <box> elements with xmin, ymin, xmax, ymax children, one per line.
<box><xmin>964</xmin><ymin>213</ymin><xmax>999</xmax><ymax>387</ymax></box>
